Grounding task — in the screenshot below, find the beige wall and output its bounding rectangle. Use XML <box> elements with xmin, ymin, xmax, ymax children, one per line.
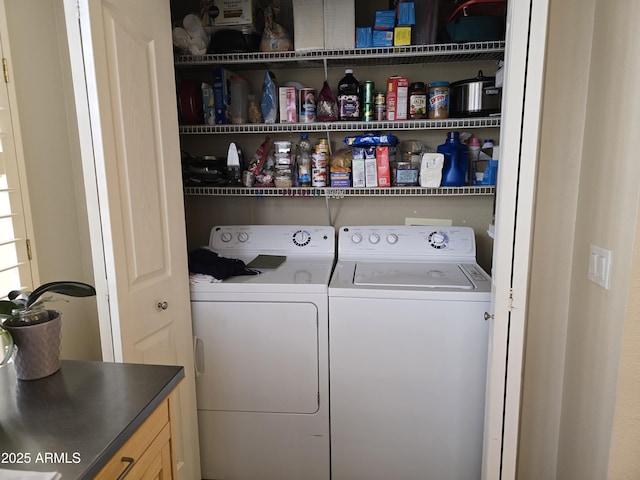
<box><xmin>517</xmin><ymin>0</ymin><xmax>593</xmax><ymax>474</ymax></box>
<box><xmin>5</xmin><ymin>0</ymin><xmax>101</xmax><ymax>360</ymax></box>
<box><xmin>520</xmin><ymin>0</ymin><xmax>640</xmax><ymax>478</ymax></box>
<box><xmin>604</xmin><ymin>0</ymin><xmax>640</xmax><ymax>477</ymax></box>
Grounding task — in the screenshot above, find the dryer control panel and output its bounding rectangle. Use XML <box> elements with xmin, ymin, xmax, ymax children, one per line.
<box><xmin>210</xmin><ymin>225</ymin><xmax>335</xmax><ymax>255</ymax></box>
<box><xmin>338</xmin><ymin>225</ymin><xmax>476</xmax><ymax>261</ymax></box>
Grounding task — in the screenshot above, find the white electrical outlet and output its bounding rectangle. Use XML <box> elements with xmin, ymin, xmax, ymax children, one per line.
<box><xmin>588</xmin><ymin>244</ymin><xmax>612</xmax><ymax>289</ymax></box>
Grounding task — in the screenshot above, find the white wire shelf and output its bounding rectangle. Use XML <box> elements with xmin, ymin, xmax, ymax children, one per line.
<box><xmin>184</xmin><ymin>186</ymin><xmax>496</xmax><ymax>198</ymax></box>
<box><xmin>175</xmin><ymin>41</ymin><xmax>505</xmax><ymax>70</ymax></box>
<box><xmin>180</xmin><ymin>116</ymin><xmax>501</xmax><ymax>134</ymax></box>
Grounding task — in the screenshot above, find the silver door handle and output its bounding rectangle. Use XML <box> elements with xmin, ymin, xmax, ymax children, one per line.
<box><xmin>484</xmin><ymin>312</ymin><xmax>494</xmax><ymax>321</ymax></box>
<box><xmin>157</xmin><ymin>301</ymin><xmax>168</xmax><ymax>310</ymax></box>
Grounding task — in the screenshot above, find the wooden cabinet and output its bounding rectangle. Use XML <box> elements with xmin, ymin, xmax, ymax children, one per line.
<box><xmin>95</xmin><ymin>396</ymin><xmax>177</xmax><ymax>480</ymax></box>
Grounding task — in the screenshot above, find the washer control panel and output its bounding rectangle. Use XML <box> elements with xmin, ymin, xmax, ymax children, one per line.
<box><xmin>339</xmin><ymin>225</ymin><xmax>476</xmax><ymax>260</ymax></box>
<box><xmin>210</xmin><ymin>225</ymin><xmax>335</xmax><ymax>254</ymax></box>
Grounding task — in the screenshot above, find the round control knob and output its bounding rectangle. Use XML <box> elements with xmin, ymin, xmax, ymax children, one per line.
<box><xmin>369</xmin><ymin>233</ymin><xmax>380</xmax><ymax>244</ymax></box>
<box><xmin>237</xmin><ymin>232</ymin><xmax>249</xmax><ymax>243</ymax></box>
<box><xmin>428</xmin><ymin>231</ymin><xmax>449</xmax><ymax>249</ymax></box>
<box><xmin>220</xmin><ymin>232</ymin><xmax>232</xmax><ymax>242</ymax></box>
<box><xmin>293</xmin><ymin>230</ymin><xmax>311</xmax><ymax>246</ymax></box>
<box><xmin>386</xmin><ymin>234</ymin><xmax>399</xmax><ymax>244</ymax></box>
<box><xmin>351</xmin><ymin>233</ymin><xmax>363</xmax><ymax>244</ymax></box>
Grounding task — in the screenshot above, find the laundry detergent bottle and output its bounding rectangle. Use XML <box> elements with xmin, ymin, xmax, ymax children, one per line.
<box><xmin>437</xmin><ymin>131</ymin><xmax>467</xmax><ymax>186</ymax></box>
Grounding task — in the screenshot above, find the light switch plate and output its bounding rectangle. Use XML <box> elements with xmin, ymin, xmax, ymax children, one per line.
<box><xmin>588</xmin><ymin>244</ymin><xmax>612</xmax><ymax>289</ymax></box>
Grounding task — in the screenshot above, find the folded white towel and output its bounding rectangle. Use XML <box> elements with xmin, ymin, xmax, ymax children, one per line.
<box><xmin>0</xmin><ymin>469</ymin><xmax>61</xmax><ymax>480</ymax></box>
<box><xmin>189</xmin><ymin>273</ymin><xmax>221</xmax><ymax>284</ymax></box>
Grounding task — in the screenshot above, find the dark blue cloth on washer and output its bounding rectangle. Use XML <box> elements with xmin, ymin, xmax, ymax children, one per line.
<box><xmin>188</xmin><ymin>247</ymin><xmax>259</xmax><ymax>280</ymax></box>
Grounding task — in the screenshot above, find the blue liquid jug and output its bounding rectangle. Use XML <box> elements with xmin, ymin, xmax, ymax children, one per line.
<box><xmin>437</xmin><ymin>131</ymin><xmax>468</xmax><ymax>186</ymax></box>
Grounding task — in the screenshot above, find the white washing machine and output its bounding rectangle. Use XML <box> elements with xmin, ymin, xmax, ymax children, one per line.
<box><xmin>190</xmin><ymin>225</ymin><xmax>335</xmax><ymax>480</ymax></box>
<box><xmin>329</xmin><ymin>225</ymin><xmax>491</xmax><ymax>480</ymax></box>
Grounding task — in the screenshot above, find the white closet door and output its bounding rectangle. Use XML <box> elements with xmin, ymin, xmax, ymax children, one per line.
<box><xmin>63</xmin><ymin>0</ymin><xmax>200</xmax><ymax>478</ymax></box>
<box><xmin>483</xmin><ymin>0</ymin><xmax>550</xmax><ymax>479</ymax></box>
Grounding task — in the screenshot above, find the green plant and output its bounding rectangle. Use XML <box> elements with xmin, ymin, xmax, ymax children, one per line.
<box><xmin>0</xmin><ymin>281</ymin><xmax>96</xmax><ymax>327</ymax></box>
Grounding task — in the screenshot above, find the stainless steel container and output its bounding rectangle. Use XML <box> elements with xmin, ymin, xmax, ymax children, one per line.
<box><xmin>449</xmin><ymin>70</ymin><xmax>502</xmax><ymax>117</ymax></box>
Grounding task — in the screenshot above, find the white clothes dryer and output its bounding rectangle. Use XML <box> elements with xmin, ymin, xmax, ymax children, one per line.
<box><xmin>190</xmin><ymin>225</ymin><xmax>335</xmax><ymax>480</ymax></box>
<box><xmin>329</xmin><ymin>225</ymin><xmax>491</xmax><ymax>480</ymax></box>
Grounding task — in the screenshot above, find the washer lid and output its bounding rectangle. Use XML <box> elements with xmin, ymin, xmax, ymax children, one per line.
<box><xmin>354</xmin><ymin>262</ymin><xmax>475</xmax><ymax>289</ymax></box>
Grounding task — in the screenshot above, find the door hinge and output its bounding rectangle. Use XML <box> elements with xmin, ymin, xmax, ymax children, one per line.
<box><xmin>3</xmin><ymin>58</ymin><xmax>8</xmax><ymax>83</ymax></box>
<box><xmin>509</xmin><ymin>288</ymin><xmax>514</xmax><ymax>311</ymax></box>
<box><xmin>26</xmin><ymin>238</ymin><xmax>32</xmax><ymax>261</ymax></box>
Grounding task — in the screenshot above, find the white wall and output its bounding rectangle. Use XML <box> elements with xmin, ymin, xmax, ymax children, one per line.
<box><xmin>520</xmin><ymin>0</ymin><xmax>640</xmax><ymax>478</ymax></box>
<box><xmin>5</xmin><ymin>0</ymin><xmax>101</xmax><ymax>360</ymax></box>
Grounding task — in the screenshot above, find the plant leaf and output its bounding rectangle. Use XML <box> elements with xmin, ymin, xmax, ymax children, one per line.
<box><xmin>26</xmin><ymin>281</ymin><xmax>96</xmax><ymax>308</ymax></box>
<box><xmin>8</xmin><ymin>290</ymin><xmax>29</xmax><ymax>301</ymax></box>
<box><xmin>0</xmin><ymin>300</ymin><xmax>19</xmax><ymax>316</ymax></box>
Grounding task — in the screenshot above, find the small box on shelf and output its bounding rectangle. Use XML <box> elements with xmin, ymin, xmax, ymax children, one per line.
<box><xmin>356</xmin><ymin>27</ymin><xmax>373</xmax><ymax>48</ymax></box>
<box><xmin>394</xmin><ymin>26</ymin><xmax>412</xmax><ymax>46</ymax></box>
<box><xmin>374</xmin><ymin>10</ymin><xmax>396</xmax><ymax>31</ymax></box>
<box><xmin>279</xmin><ymin>87</ymin><xmax>297</xmax><ymax>123</ymax></box>
<box><xmin>212</xmin><ymin>67</ymin><xmax>235</xmax><ymax>124</ymax></box>
<box><xmin>397</xmin><ymin>2</ymin><xmax>416</xmax><ymax>26</ymax></box>
<box><xmin>330</xmin><ymin>172</ymin><xmax>351</xmax><ymax>187</ymax></box>
<box><xmin>210</xmin><ymin>0</ymin><xmax>254</xmax><ymax>27</ymax></box>
<box><xmin>372</xmin><ymin>30</ymin><xmax>393</xmax><ymax>47</ymax></box>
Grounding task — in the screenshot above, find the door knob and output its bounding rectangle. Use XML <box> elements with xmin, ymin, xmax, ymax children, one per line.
<box><xmin>157</xmin><ymin>301</ymin><xmax>168</xmax><ymax>310</ymax></box>
<box><xmin>484</xmin><ymin>312</ymin><xmax>494</xmax><ymax>321</ymax></box>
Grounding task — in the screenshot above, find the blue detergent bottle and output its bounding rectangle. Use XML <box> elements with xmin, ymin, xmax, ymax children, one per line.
<box><xmin>437</xmin><ymin>131</ymin><xmax>468</xmax><ymax>186</ymax></box>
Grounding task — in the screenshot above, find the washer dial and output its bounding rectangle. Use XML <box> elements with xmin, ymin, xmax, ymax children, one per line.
<box><xmin>237</xmin><ymin>232</ymin><xmax>249</xmax><ymax>243</ymax></box>
<box><xmin>428</xmin><ymin>231</ymin><xmax>449</xmax><ymax>249</ymax></box>
<box><xmin>293</xmin><ymin>229</ymin><xmax>311</xmax><ymax>247</ymax></box>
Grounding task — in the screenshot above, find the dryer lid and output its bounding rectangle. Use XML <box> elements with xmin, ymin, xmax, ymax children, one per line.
<box><xmin>353</xmin><ymin>262</ymin><xmax>475</xmax><ymax>289</ymax></box>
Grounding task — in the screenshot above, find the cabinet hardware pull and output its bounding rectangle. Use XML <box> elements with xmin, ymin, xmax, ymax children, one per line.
<box><xmin>484</xmin><ymin>312</ymin><xmax>494</xmax><ymax>321</ymax></box>
<box><xmin>157</xmin><ymin>301</ymin><xmax>168</xmax><ymax>310</ymax></box>
<box><xmin>117</xmin><ymin>456</ymin><xmax>136</xmax><ymax>479</ymax></box>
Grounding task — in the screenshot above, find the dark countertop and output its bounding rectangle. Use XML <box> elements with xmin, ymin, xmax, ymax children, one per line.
<box><xmin>0</xmin><ymin>359</ymin><xmax>184</xmax><ymax>479</ymax></box>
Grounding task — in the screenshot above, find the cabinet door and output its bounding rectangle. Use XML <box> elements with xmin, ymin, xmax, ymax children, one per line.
<box><xmin>62</xmin><ymin>0</ymin><xmax>200</xmax><ymax>478</ymax></box>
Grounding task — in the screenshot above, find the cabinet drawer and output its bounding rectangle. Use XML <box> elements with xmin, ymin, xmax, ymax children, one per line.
<box><xmin>95</xmin><ymin>399</ymin><xmax>170</xmax><ymax>480</ymax></box>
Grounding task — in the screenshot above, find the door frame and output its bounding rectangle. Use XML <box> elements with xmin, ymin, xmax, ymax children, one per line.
<box><xmin>62</xmin><ymin>0</ymin><xmax>118</xmax><ymax>361</ymax></box>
